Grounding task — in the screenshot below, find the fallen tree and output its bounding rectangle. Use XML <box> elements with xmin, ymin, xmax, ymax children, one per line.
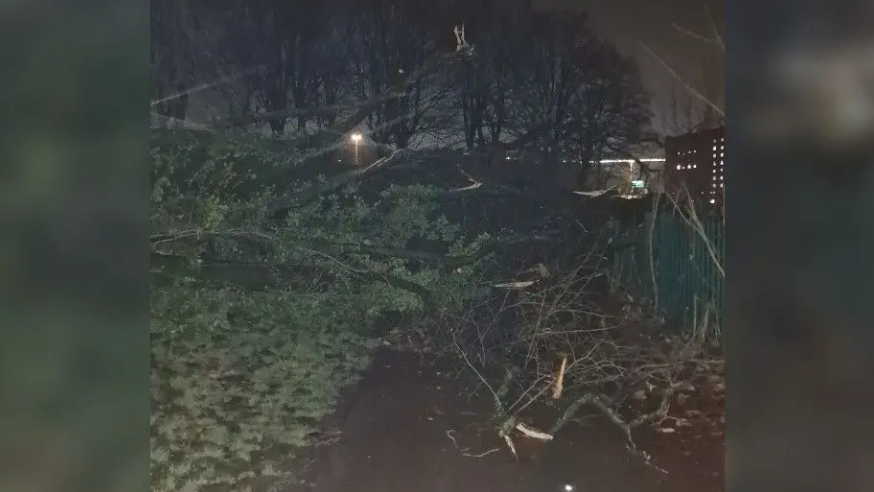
<box><xmin>149</xmin><ymin>126</ymin><xmax>496</xmax><ymax>492</ymax></box>
<box><xmin>436</xmin><ymin>248</ymin><xmax>724</xmax><ymax>469</ymax></box>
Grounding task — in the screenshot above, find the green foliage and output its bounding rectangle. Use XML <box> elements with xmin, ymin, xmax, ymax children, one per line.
<box><xmin>150</xmin><ymin>130</ymin><xmax>295</xmax><ymax>255</ymax></box>
<box><xmin>151</xmin><ymin>281</ymin><xmax>379</xmax><ymax>492</ymax></box>
<box><xmin>276</xmin><ymin>181</ymin><xmax>493</xmax><ymax>316</ymax></box>
<box><xmin>150</xmin><ymin>129</ymin><xmax>493</xmax><ymax>491</ymax></box>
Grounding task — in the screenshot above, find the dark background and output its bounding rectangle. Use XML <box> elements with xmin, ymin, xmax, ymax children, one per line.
<box><xmin>538</xmin><ymin>0</ymin><xmax>724</xmax><ymax>135</ymax></box>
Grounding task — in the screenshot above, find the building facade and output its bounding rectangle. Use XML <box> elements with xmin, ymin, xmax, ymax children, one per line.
<box><xmin>664</xmin><ymin>126</ymin><xmax>725</xmax><ymax>213</ymax></box>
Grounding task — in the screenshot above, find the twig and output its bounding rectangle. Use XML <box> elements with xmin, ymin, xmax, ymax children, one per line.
<box><xmin>502</xmin><ymin>434</ymin><xmax>518</xmax><ymax>460</ymax></box>
<box><xmin>671</xmin><ymin>23</ymin><xmax>722</xmax><ymax>47</ymax></box>
<box><xmin>507</xmin><ymin>373</ymin><xmax>553</xmax><ymax>415</ymax></box>
<box><xmin>646</xmin><ymin>194</ymin><xmax>660</xmax><ymax>311</ymax></box>
<box><xmin>549</xmin><ymin>393</ymin><xmax>668</xmax><ymax>475</ymax></box>
<box><xmin>452</xmin><ymin>332</ymin><xmax>501</xmax><ymax>414</ymax></box>
<box><xmin>515</xmin><ymin>422</ymin><xmax>552</xmax><ymax>441</ymax></box>
<box><xmin>552</xmin><ymin>355</ymin><xmax>567</xmax><ymax>399</ymax></box>
<box><xmin>150</xmin><ymin>229</ymin><xmax>275</xmax><ymax>246</ymax></box>
<box><xmin>665</xmin><ymin>187</ymin><xmax>724</xmax><ymax>278</ymax></box>
<box><xmin>294</xmin><ymin>246</ymin><xmax>370</xmax><ymax>275</ymax></box>
<box><xmin>699</xmin><ymin>0</ymin><xmax>724</xmax><ymax>50</ymax></box>
<box><xmin>444</xmin><ymin>430</ymin><xmax>501</xmax><ymax>458</ymax></box>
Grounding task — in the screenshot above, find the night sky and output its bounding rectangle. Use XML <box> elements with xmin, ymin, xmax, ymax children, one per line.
<box><xmin>536</xmin><ymin>0</ymin><xmax>724</xmax><ymax>136</ymax></box>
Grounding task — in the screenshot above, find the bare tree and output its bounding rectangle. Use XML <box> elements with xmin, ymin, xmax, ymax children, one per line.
<box><xmin>309</xmin><ymin>20</ymin><xmax>355</xmax><ymax>130</ymax></box>
<box><xmin>150</xmin><ymin>0</ymin><xmax>196</xmax><ymax>124</ymax></box>
<box><xmin>151</xmin><ymin>0</ymin><xmax>348</xmax><ymax>135</ymax></box>
<box><xmin>228</xmin><ymin>0</ymin><xmax>335</xmax><ymax>136</ymax></box>
<box><xmin>445</xmin><ymin>6</ymin><xmax>650</xmax><ymax>186</ymax></box>
<box><xmin>450</xmin><ymin>0</ymin><xmax>530</xmax><ymax>149</ymax></box>
<box><xmin>515</xmin><ymin>13</ymin><xmax>649</xmax><ymax>159</ymax></box>
<box><xmin>346</xmin><ymin>0</ymin><xmax>453</xmax><ymax>148</ymax></box>
<box><xmin>464</xmin><ymin>11</ymin><xmax>649</xmax><ymax>193</ymax></box>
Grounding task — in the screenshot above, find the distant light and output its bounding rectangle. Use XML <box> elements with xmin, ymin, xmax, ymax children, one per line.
<box><xmin>595</xmin><ymin>158</ymin><xmax>665</xmax><ymax>164</ymax></box>
<box><xmin>350</xmin><ymin>133</ymin><xmax>363</xmax><ymax>143</ymax></box>
<box><xmin>710</xmin><ymin>198</ymin><xmax>716</xmax><ymax>204</ymax></box>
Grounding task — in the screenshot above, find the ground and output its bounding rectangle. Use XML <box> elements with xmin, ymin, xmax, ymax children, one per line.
<box><xmin>283</xmin><ymin>348</ymin><xmax>723</xmax><ymax>492</ymax></box>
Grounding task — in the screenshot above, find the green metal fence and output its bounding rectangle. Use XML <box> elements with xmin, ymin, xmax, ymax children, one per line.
<box><xmin>609</xmin><ymin>212</ymin><xmax>725</xmax><ymax>333</ymax></box>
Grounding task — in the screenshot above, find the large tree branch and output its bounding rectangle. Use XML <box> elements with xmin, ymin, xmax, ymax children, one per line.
<box><xmin>150</xmin><ymin>228</ymin><xmax>481</xmax><ymax>269</ymax></box>
<box><xmin>150</xmin><ymin>251</ymin><xmax>435</xmax><ymax>306</ymax></box>
<box><xmin>267</xmin><ymin>148</ymin><xmax>409</xmax><ymax>214</ymax></box>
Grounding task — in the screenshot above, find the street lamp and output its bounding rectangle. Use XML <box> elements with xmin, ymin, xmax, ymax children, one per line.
<box><xmin>349</xmin><ymin>133</ymin><xmax>363</xmax><ymax>165</ymax></box>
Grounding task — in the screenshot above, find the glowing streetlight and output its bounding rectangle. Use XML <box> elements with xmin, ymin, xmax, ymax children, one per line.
<box><xmin>349</xmin><ymin>133</ymin><xmax>363</xmax><ymax>165</ymax></box>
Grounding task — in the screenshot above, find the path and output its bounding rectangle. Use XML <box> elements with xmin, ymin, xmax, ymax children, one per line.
<box><xmin>289</xmin><ymin>348</ymin><xmax>724</xmax><ymax>492</ymax></box>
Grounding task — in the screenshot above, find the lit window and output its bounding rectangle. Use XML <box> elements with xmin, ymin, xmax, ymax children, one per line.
<box><xmin>720</xmin><ymin>183</ymin><xmax>724</xmax><ymax>188</ymax></box>
<box><xmin>710</xmin><ymin>198</ymin><xmax>716</xmax><ymax>204</ymax></box>
<box><xmin>677</xmin><ymin>165</ymin><xmax>682</xmax><ymax>170</ymax></box>
<box><xmin>692</xmin><ymin>165</ymin><xmax>697</xmax><ymax>169</ymax></box>
<box><xmin>713</xmin><ymin>145</ymin><xmax>717</xmax><ymax>151</ymax></box>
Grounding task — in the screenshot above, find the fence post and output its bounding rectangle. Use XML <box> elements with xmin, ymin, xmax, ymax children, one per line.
<box><xmin>644</xmin><ymin>211</ymin><xmax>659</xmax><ymax>312</ymax></box>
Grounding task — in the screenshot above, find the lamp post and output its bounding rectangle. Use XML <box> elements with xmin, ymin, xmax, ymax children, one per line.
<box><xmin>350</xmin><ymin>133</ymin><xmax>362</xmax><ymax>166</ymax></box>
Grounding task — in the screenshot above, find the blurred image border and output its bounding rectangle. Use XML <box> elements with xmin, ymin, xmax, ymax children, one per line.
<box><xmin>0</xmin><ymin>2</ymin><xmax>149</xmax><ymax>492</ymax></box>
<box><xmin>726</xmin><ymin>0</ymin><xmax>874</xmax><ymax>490</ymax></box>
